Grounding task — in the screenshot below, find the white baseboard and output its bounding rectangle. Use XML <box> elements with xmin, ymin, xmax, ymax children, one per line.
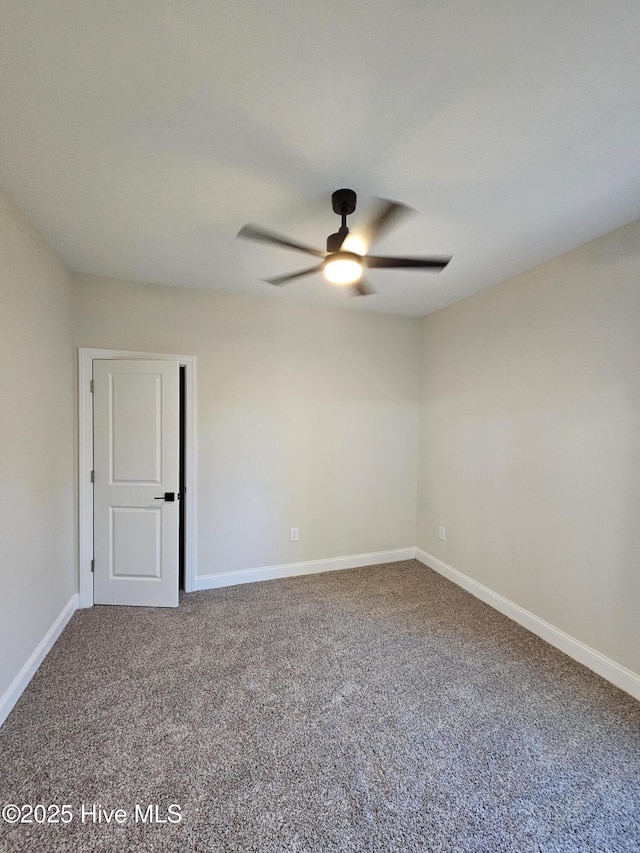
<box><xmin>415</xmin><ymin>549</ymin><xmax>640</xmax><ymax>702</ymax></box>
<box><xmin>195</xmin><ymin>547</ymin><xmax>416</xmax><ymax>591</ymax></box>
<box><xmin>0</xmin><ymin>593</ymin><xmax>79</xmax><ymax>728</ymax></box>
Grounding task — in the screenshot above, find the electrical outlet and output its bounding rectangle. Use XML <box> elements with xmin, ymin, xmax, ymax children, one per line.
<box><xmin>290</xmin><ymin>527</ymin><xmax>299</xmax><ymax>542</ymax></box>
<box><xmin>438</xmin><ymin>526</ymin><xmax>446</xmax><ymax>542</ymax></box>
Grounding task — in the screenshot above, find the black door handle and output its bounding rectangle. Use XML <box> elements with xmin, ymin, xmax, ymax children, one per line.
<box><xmin>154</xmin><ymin>492</ymin><xmax>175</xmax><ymax>501</ymax></box>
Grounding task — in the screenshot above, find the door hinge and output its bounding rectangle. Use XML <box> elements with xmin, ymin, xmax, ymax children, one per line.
<box><xmin>91</xmin><ymin>559</ymin><xmax>95</xmax><ymax>572</ymax></box>
<box><xmin>90</xmin><ymin>470</ymin><xmax>95</xmax><ymax>483</ymax></box>
<box><xmin>90</xmin><ymin>379</ymin><xmax>94</xmax><ymax>393</ymax></box>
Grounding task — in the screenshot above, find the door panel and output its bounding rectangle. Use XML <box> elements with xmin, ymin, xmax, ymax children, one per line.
<box><xmin>111</xmin><ymin>506</ymin><xmax>162</xmax><ymax>578</ymax></box>
<box><xmin>93</xmin><ymin>359</ymin><xmax>179</xmax><ymax>607</ymax></box>
<box><xmin>111</xmin><ymin>372</ymin><xmax>162</xmax><ymax>482</ymax></box>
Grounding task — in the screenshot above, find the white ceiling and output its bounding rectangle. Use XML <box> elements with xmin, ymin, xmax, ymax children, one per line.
<box><xmin>1</xmin><ymin>1</ymin><xmax>640</xmax><ymax>317</ymax></box>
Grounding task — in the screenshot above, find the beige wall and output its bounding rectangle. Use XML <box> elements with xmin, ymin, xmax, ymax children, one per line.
<box><xmin>73</xmin><ymin>276</ymin><xmax>420</xmax><ymax>575</ymax></box>
<box><xmin>418</xmin><ymin>219</ymin><xmax>640</xmax><ymax>675</ymax></box>
<box><xmin>0</xmin><ymin>188</ymin><xmax>76</xmax><ymax>700</ymax></box>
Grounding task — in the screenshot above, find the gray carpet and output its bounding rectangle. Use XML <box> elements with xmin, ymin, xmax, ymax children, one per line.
<box><xmin>1</xmin><ymin>560</ymin><xmax>639</xmax><ymax>852</ymax></box>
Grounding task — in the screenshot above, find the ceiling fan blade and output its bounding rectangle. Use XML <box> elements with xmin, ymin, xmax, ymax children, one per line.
<box><xmin>362</xmin><ymin>199</ymin><xmax>413</xmax><ymax>247</ymax></box>
<box><xmin>350</xmin><ymin>279</ymin><xmax>375</xmax><ymax>297</ymax></box>
<box><xmin>237</xmin><ymin>224</ymin><xmax>325</xmax><ymax>258</ymax></box>
<box><xmin>366</xmin><ymin>255</ymin><xmax>451</xmax><ymax>271</ymax></box>
<box><xmin>264</xmin><ymin>264</ymin><xmax>324</xmax><ymax>286</ymax></box>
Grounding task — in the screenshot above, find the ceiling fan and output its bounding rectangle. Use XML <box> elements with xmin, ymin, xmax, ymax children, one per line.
<box><xmin>237</xmin><ymin>189</ymin><xmax>451</xmax><ymax>296</ymax></box>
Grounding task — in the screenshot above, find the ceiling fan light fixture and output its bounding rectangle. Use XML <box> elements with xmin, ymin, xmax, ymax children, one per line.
<box><xmin>237</xmin><ymin>189</ymin><xmax>451</xmax><ymax>296</ymax></box>
<box><xmin>323</xmin><ymin>251</ymin><xmax>363</xmax><ymax>285</ymax></box>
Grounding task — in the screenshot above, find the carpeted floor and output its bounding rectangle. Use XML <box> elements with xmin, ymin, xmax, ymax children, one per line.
<box><xmin>1</xmin><ymin>560</ymin><xmax>639</xmax><ymax>852</ymax></box>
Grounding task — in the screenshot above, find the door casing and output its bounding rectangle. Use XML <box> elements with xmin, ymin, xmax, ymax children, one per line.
<box><xmin>78</xmin><ymin>348</ymin><xmax>197</xmax><ymax>608</ymax></box>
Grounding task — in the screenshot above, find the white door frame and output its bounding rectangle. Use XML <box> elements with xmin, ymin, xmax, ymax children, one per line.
<box><xmin>78</xmin><ymin>348</ymin><xmax>197</xmax><ymax>608</ymax></box>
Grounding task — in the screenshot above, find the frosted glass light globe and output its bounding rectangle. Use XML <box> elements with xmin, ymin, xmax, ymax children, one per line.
<box><xmin>324</xmin><ymin>253</ymin><xmax>363</xmax><ymax>285</ymax></box>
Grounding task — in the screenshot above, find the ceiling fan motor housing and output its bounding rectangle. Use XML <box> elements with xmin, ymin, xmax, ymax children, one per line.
<box><xmin>327</xmin><ymin>227</ymin><xmax>349</xmax><ymax>252</ymax></box>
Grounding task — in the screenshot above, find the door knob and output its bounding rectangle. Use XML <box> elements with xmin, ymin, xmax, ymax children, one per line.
<box><xmin>154</xmin><ymin>492</ymin><xmax>175</xmax><ymax>501</ymax></box>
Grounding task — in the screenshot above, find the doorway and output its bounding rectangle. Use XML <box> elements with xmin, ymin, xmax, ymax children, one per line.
<box><xmin>179</xmin><ymin>365</ymin><xmax>186</xmax><ymax>592</ymax></box>
<box><xmin>78</xmin><ymin>348</ymin><xmax>197</xmax><ymax>608</ymax></box>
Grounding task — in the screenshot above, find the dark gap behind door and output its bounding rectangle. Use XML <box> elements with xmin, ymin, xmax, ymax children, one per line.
<box><xmin>179</xmin><ymin>366</ymin><xmax>186</xmax><ymax>591</ymax></box>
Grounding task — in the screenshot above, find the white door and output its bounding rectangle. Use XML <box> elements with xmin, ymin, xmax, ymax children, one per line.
<box><xmin>93</xmin><ymin>359</ymin><xmax>180</xmax><ymax>607</ymax></box>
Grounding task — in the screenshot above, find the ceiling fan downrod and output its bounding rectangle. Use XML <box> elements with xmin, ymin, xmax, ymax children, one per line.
<box><xmin>327</xmin><ymin>188</ymin><xmax>357</xmax><ymax>252</ymax></box>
